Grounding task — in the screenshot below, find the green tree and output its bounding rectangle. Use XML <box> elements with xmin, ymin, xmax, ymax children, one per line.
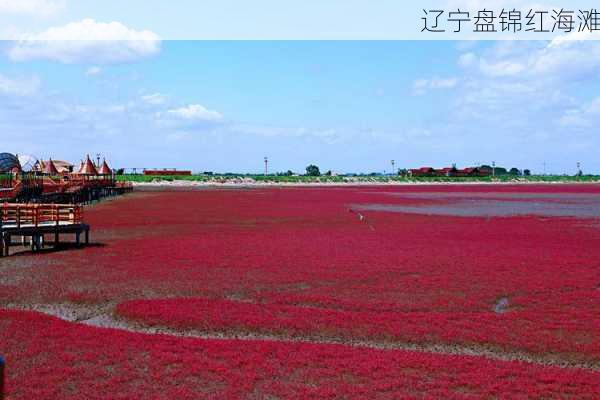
<box><xmin>306</xmin><ymin>165</ymin><xmax>321</xmax><ymax>176</ymax></box>
<box><xmin>508</xmin><ymin>168</ymin><xmax>521</xmax><ymax>176</ymax></box>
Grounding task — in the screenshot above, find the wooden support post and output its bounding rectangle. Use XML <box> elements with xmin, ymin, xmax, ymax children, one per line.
<box><xmin>3</xmin><ymin>234</ymin><xmax>9</xmax><ymax>257</ymax></box>
<box><xmin>85</xmin><ymin>228</ymin><xmax>89</xmax><ymax>245</ymax></box>
<box><xmin>76</xmin><ymin>232</ymin><xmax>80</xmax><ymax>247</ymax></box>
<box><xmin>55</xmin><ymin>231</ymin><xmax>59</xmax><ymax>246</ymax></box>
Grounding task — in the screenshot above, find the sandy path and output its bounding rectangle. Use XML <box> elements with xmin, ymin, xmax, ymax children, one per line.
<box><xmin>4</xmin><ymin>302</ymin><xmax>598</xmax><ymax>372</ymax></box>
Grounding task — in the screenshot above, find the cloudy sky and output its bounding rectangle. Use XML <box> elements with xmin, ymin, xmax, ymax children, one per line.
<box><xmin>1</xmin><ymin>0</ymin><xmax>599</xmax><ymax>174</ymax></box>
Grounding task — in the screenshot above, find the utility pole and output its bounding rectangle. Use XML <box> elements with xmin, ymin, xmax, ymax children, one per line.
<box><xmin>492</xmin><ymin>161</ymin><xmax>496</xmax><ymax>178</ymax></box>
<box><xmin>96</xmin><ymin>153</ymin><xmax>101</xmax><ymax>168</ymax></box>
<box><xmin>543</xmin><ymin>162</ymin><xmax>546</xmax><ymax>176</ymax></box>
<box><xmin>264</xmin><ymin>157</ymin><xmax>268</xmax><ymax>176</ymax></box>
<box><xmin>391</xmin><ymin>160</ymin><xmax>395</xmax><ymax>175</ymax></box>
<box><xmin>577</xmin><ymin>162</ymin><xmax>582</xmax><ymax>176</ymax></box>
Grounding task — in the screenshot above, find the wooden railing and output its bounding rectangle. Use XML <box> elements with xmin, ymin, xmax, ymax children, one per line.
<box><xmin>0</xmin><ymin>173</ymin><xmax>43</xmax><ymax>201</ymax></box>
<box><xmin>0</xmin><ymin>203</ymin><xmax>82</xmax><ymax>228</ymax></box>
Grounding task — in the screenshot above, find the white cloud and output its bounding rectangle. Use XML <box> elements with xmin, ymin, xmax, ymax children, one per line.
<box><xmin>166</xmin><ymin>104</ymin><xmax>223</xmax><ymax>121</ymax></box>
<box><xmin>440</xmin><ymin>35</ymin><xmax>600</xmax><ymax>153</ymax></box>
<box><xmin>85</xmin><ymin>66</ymin><xmax>102</xmax><ymax>76</ymax></box>
<box><xmin>0</xmin><ymin>74</ymin><xmax>40</xmax><ymax>96</ymax></box>
<box><xmin>548</xmin><ymin>31</ymin><xmax>600</xmax><ymax>48</ymax></box>
<box><xmin>413</xmin><ymin>77</ymin><xmax>458</xmax><ymax>95</ymax></box>
<box><xmin>0</xmin><ymin>0</ymin><xmax>64</xmax><ymax>17</ymax></box>
<box><xmin>458</xmin><ymin>52</ymin><xmax>477</xmax><ymax>68</ymax></box>
<box><xmin>479</xmin><ymin>59</ymin><xmax>526</xmax><ymax>77</ymax></box>
<box><xmin>462</xmin><ymin>35</ymin><xmax>600</xmax><ymax>82</ymax></box>
<box><xmin>559</xmin><ymin>97</ymin><xmax>600</xmax><ymax>129</ymax></box>
<box><xmin>8</xmin><ymin>19</ymin><xmax>161</xmax><ymax>64</ymax></box>
<box><xmin>449</xmin><ymin>37</ymin><xmax>600</xmax><ymax>125</ymax></box>
<box><xmin>142</xmin><ymin>93</ymin><xmax>167</xmax><ymax>105</ymax></box>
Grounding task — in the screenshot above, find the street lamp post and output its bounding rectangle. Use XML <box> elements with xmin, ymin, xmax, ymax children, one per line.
<box><xmin>264</xmin><ymin>157</ymin><xmax>268</xmax><ymax>176</ymax></box>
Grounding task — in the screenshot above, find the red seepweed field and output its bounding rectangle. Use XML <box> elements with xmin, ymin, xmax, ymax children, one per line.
<box><xmin>1</xmin><ymin>184</ymin><xmax>600</xmax><ymax>398</ymax></box>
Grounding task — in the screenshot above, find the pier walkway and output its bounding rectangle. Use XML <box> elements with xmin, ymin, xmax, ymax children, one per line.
<box><xmin>0</xmin><ymin>203</ymin><xmax>89</xmax><ymax>257</ymax></box>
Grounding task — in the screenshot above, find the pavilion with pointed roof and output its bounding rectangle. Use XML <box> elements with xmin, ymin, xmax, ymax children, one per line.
<box><xmin>98</xmin><ymin>159</ymin><xmax>112</xmax><ymax>175</ymax></box>
<box><xmin>43</xmin><ymin>159</ymin><xmax>60</xmax><ymax>175</ymax></box>
<box><xmin>77</xmin><ymin>155</ymin><xmax>98</xmax><ymax>175</ymax></box>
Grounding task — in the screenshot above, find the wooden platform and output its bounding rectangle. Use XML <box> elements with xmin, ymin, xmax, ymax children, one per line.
<box><xmin>0</xmin><ymin>204</ymin><xmax>90</xmax><ymax>257</ymax></box>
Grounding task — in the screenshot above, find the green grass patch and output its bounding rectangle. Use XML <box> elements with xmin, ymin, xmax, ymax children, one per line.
<box><xmin>116</xmin><ymin>174</ymin><xmax>600</xmax><ymax>184</ymax></box>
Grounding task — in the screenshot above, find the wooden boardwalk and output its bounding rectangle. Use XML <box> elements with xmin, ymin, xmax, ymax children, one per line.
<box><xmin>0</xmin><ymin>204</ymin><xmax>89</xmax><ymax>257</ymax></box>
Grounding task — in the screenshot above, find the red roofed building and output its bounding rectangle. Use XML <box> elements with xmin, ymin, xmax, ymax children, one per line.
<box><xmin>98</xmin><ymin>159</ymin><xmax>112</xmax><ymax>175</ymax></box>
<box><xmin>36</xmin><ymin>159</ymin><xmax>74</xmax><ymax>174</ymax></box>
<box><xmin>455</xmin><ymin>167</ymin><xmax>480</xmax><ymax>177</ymax></box>
<box><xmin>409</xmin><ymin>167</ymin><xmax>435</xmax><ymax>177</ymax></box>
<box><xmin>436</xmin><ymin>167</ymin><xmax>458</xmax><ymax>177</ymax></box>
<box><xmin>43</xmin><ymin>159</ymin><xmax>60</xmax><ymax>175</ymax></box>
<box><xmin>78</xmin><ymin>155</ymin><xmax>98</xmax><ymax>175</ymax></box>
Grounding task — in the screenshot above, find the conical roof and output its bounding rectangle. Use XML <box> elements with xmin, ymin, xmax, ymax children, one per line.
<box><xmin>43</xmin><ymin>158</ymin><xmax>60</xmax><ymax>175</ymax></box>
<box><xmin>79</xmin><ymin>155</ymin><xmax>98</xmax><ymax>175</ymax></box>
<box><xmin>98</xmin><ymin>159</ymin><xmax>112</xmax><ymax>175</ymax></box>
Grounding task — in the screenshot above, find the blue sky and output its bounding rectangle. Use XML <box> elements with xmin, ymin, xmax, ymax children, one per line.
<box><xmin>1</xmin><ymin>1</ymin><xmax>600</xmax><ymax>173</ymax></box>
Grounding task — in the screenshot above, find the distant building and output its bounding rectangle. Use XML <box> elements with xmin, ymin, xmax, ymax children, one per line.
<box><xmin>144</xmin><ymin>169</ymin><xmax>192</xmax><ymax>176</ymax></box>
<box><xmin>407</xmin><ymin>165</ymin><xmax>492</xmax><ymax>177</ymax></box>
<box><xmin>479</xmin><ymin>165</ymin><xmax>493</xmax><ymax>176</ymax></box>
<box><xmin>409</xmin><ymin>167</ymin><xmax>436</xmax><ymax>177</ymax></box>
<box><xmin>36</xmin><ymin>159</ymin><xmax>74</xmax><ymax>174</ymax></box>
<box><xmin>436</xmin><ymin>167</ymin><xmax>458</xmax><ymax>177</ymax></box>
<box><xmin>455</xmin><ymin>167</ymin><xmax>481</xmax><ymax>177</ymax></box>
